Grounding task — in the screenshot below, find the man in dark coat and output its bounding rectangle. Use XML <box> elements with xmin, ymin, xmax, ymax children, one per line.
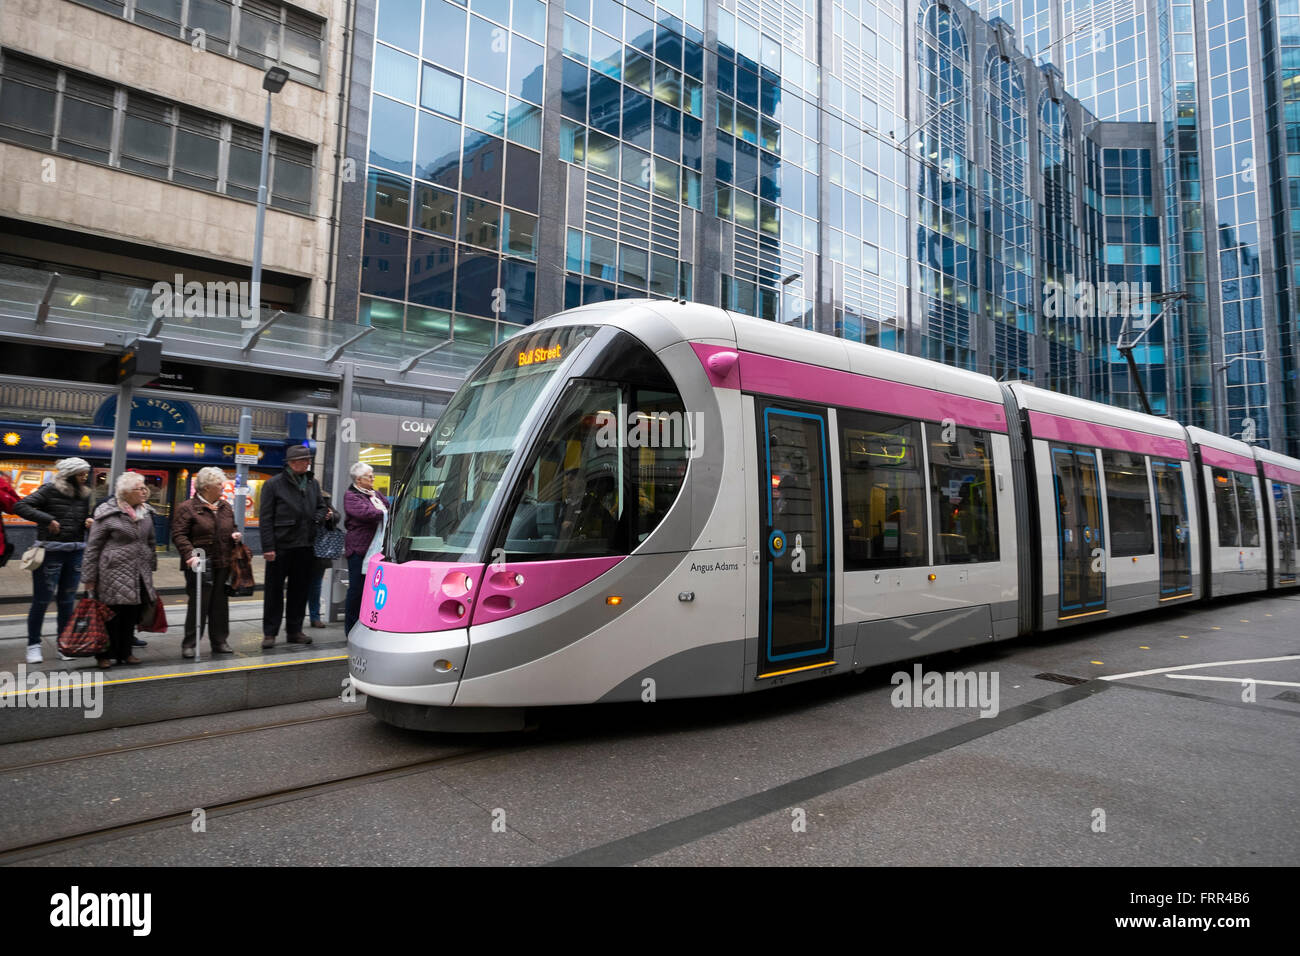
<box><xmin>258</xmin><ymin>444</ymin><xmax>329</xmax><ymax>647</ymax></box>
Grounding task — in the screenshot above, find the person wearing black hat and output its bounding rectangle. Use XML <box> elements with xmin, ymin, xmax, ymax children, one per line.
<box><xmin>258</xmin><ymin>444</ymin><xmax>331</xmax><ymax>648</ymax></box>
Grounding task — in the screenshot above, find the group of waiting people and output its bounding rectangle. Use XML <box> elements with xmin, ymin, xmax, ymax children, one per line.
<box><xmin>3</xmin><ymin>449</ymin><xmax>389</xmax><ymax>668</ymax></box>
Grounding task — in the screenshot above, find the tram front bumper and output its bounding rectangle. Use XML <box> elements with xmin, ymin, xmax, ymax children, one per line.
<box><xmin>347</xmin><ymin>622</ymin><xmax>468</xmax><ymax>706</ymax></box>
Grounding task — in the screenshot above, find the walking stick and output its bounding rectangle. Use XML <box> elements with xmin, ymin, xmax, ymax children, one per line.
<box><xmin>193</xmin><ymin>547</ymin><xmax>206</xmax><ymax>664</ymax></box>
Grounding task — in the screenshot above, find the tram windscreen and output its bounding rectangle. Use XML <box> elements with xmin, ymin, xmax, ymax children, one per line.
<box><xmin>386</xmin><ymin>326</ymin><xmax>596</xmax><ymax>562</ymax></box>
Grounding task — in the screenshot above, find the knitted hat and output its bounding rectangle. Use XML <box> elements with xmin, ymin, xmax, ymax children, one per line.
<box><xmin>55</xmin><ymin>457</ymin><xmax>91</xmax><ymax>478</ymax></box>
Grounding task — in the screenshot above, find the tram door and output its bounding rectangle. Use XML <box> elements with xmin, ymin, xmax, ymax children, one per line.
<box><xmin>758</xmin><ymin>404</ymin><xmax>833</xmax><ymax>676</ymax></box>
<box><xmin>1274</xmin><ymin>484</ymin><xmax>1296</xmax><ymax>585</ymax></box>
<box><xmin>1152</xmin><ymin>459</ymin><xmax>1192</xmax><ymax>596</ymax></box>
<box><xmin>1051</xmin><ymin>446</ymin><xmax>1106</xmax><ymax>616</ymax></box>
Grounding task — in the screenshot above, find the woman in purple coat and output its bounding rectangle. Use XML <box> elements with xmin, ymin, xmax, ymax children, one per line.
<box><xmin>344</xmin><ymin>462</ymin><xmax>389</xmax><ymax>635</ymax></box>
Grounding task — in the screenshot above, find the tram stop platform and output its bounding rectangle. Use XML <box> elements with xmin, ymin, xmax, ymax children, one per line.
<box><xmin>0</xmin><ymin>581</ymin><xmax>350</xmax><ymax>744</ymax></box>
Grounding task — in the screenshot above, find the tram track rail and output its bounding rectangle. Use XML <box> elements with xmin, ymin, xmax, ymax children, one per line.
<box><xmin>0</xmin><ymin>709</ymin><xmax>373</xmax><ymax>774</ymax></box>
<box><xmin>0</xmin><ymin>742</ymin><xmax>512</xmax><ymax>864</ymax></box>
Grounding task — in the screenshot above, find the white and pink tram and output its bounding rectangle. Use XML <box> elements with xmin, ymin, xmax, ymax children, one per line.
<box><xmin>346</xmin><ymin>301</ymin><xmax>1300</xmax><ymax>731</ymax></box>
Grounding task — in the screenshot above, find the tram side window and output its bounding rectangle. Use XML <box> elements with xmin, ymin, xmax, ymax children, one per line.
<box><xmin>1234</xmin><ymin>471</ymin><xmax>1260</xmax><ymax>546</ymax></box>
<box><xmin>928</xmin><ymin>426</ymin><xmax>999</xmax><ymax>564</ymax></box>
<box><xmin>838</xmin><ymin>412</ymin><xmax>927</xmax><ymax>570</ymax></box>
<box><xmin>1293</xmin><ymin>485</ymin><xmax>1300</xmax><ymax>547</ymax></box>
<box><xmin>1212</xmin><ymin>468</ymin><xmax>1239</xmax><ymax>547</ymax></box>
<box><xmin>631</xmin><ymin>388</ymin><xmax>689</xmax><ymax>544</ymax></box>
<box><xmin>1103</xmin><ymin>451</ymin><xmax>1154</xmax><ymax>556</ymax></box>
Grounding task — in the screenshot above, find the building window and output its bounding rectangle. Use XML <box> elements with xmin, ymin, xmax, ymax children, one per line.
<box><xmin>67</xmin><ymin>0</ymin><xmax>325</xmax><ymax>86</ymax></box>
<box><xmin>0</xmin><ymin>51</ymin><xmax>315</xmax><ymax>213</ymax></box>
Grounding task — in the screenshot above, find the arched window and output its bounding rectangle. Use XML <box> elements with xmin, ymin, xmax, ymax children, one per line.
<box><xmin>984</xmin><ymin>48</ymin><xmax>1033</xmax><ymax>379</ymax></box>
<box><xmin>985</xmin><ymin>48</ymin><xmax>1027</xmax><ymax>193</ymax></box>
<box><xmin>917</xmin><ymin>0</ymin><xmax>970</xmax><ymax>180</ymax></box>
<box><xmin>1039</xmin><ymin>93</ymin><xmax>1075</xmax><ymax>280</ymax></box>
<box><xmin>915</xmin><ymin>2</ymin><xmax>978</xmax><ymax>370</ymax></box>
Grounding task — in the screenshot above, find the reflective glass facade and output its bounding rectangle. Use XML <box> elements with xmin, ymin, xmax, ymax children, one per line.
<box><xmin>966</xmin><ymin>0</ymin><xmax>1299</xmax><ymax>453</ymax></box>
<box><xmin>558</xmin><ymin>0</ymin><xmax>705</xmax><ymax>310</ymax></box>
<box><xmin>1207</xmin><ymin>0</ymin><xmax>1269</xmax><ymax>442</ymax></box>
<box><xmin>340</xmin><ymin>0</ymin><xmax>1135</xmax><ymax>426</ymax></box>
<box><xmin>1262</xmin><ymin>0</ymin><xmax>1300</xmax><ymax>453</ymax></box>
<box><xmin>972</xmin><ymin>0</ymin><xmax>1151</xmax><ymax>121</ymax></box>
<box><xmin>355</xmin><ymin>0</ymin><xmax>548</xmax><ymax>346</ymax></box>
<box><xmin>1100</xmin><ymin>144</ymin><xmax>1166</xmax><ymax>412</ymax></box>
<box><xmin>915</xmin><ymin>1</ymin><xmax>977</xmax><ymax>367</ymax></box>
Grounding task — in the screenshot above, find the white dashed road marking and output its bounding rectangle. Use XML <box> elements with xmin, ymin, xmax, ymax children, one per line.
<box><xmin>1099</xmin><ymin>655</ymin><xmax>1300</xmax><ymax>681</ymax></box>
<box><xmin>1164</xmin><ymin>674</ymin><xmax>1300</xmax><ymax>687</ymax></box>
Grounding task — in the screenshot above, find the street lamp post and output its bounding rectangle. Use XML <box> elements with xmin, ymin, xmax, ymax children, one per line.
<box><xmin>248</xmin><ymin>67</ymin><xmax>290</xmax><ymax>326</ymax></box>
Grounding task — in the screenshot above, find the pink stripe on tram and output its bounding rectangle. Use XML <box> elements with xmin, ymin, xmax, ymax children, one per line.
<box><xmin>1263</xmin><ymin>462</ymin><xmax>1300</xmax><ymax>486</ymax></box>
<box><xmin>691</xmin><ymin>343</ymin><xmax>741</xmax><ymax>388</ymax></box>
<box><xmin>691</xmin><ymin>344</ymin><xmax>1009</xmax><ymax>432</ymax></box>
<box><xmin>1028</xmin><ymin>411</ymin><xmax>1189</xmax><ymax>460</ymax></box>
<box><xmin>1199</xmin><ymin>445</ymin><xmax>1258</xmax><ymax>474</ymax></box>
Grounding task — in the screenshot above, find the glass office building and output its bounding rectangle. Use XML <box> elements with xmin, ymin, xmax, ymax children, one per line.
<box><xmin>337</xmin><ymin>0</ymin><xmax>1151</xmax><ymax>413</ymax></box>
<box><xmin>971</xmin><ymin>0</ymin><xmax>1300</xmax><ymax>455</ymax></box>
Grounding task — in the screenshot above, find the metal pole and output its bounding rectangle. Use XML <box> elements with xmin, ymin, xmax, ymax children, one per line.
<box><xmin>108</xmin><ymin>384</ymin><xmax>133</xmax><ymax>497</ymax></box>
<box><xmin>193</xmin><ymin>547</ymin><xmax>206</xmax><ymax>664</ymax></box>
<box><xmin>1217</xmin><ymin>365</ymin><xmax>1228</xmax><ymax>436</ymax></box>
<box><xmin>249</xmin><ymin>92</ymin><xmax>272</xmax><ymax>324</ymax></box>
<box><xmin>328</xmin><ymin>362</ymin><xmax>355</xmax><ymax>625</ymax></box>
<box><xmin>234</xmin><ymin>406</ymin><xmax>252</xmax><ymax>532</ymax></box>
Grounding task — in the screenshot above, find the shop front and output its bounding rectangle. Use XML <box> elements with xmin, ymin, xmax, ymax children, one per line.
<box><xmin>1</xmin><ymin>395</ymin><xmax>291</xmax><ymax>552</ymax></box>
<box><xmin>350</xmin><ymin>411</ymin><xmax>440</xmax><ymax>497</ymax></box>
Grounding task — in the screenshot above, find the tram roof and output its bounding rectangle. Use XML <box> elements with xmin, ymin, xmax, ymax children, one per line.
<box><xmin>1008</xmin><ymin>381</ymin><xmax>1189</xmax><ymax>441</ymax></box>
<box><xmin>541</xmin><ymin>300</ymin><xmax>1005</xmax><ymax>405</ymax></box>
<box><xmin>1252</xmin><ymin>443</ymin><xmax>1300</xmax><ymax>469</ymax></box>
<box><xmin>1185</xmin><ymin>425</ymin><xmax>1260</xmax><ymax>458</ymax></box>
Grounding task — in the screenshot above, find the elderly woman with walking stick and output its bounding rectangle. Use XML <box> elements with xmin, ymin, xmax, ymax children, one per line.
<box><xmin>172</xmin><ymin>466</ymin><xmax>242</xmax><ymax>658</ymax></box>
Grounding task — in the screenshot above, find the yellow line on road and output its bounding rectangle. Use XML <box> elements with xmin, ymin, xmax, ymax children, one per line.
<box><xmin>0</xmin><ymin>655</ymin><xmax>349</xmax><ymax>698</ymax></box>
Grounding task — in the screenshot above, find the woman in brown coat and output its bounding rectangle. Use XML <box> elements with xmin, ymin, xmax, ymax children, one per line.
<box><xmin>171</xmin><ymin>467</ymin><xmax>241</xmax><ymax>657</ymax></box>
<box><xmin>82</xmin><ymin>472</ymin><xmax>158</xmax><ymax>669</ymax></box>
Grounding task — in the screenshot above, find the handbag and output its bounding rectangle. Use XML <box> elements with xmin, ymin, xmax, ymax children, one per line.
<box><xmin>227</xmin><ymin>542</ymin><xmax>255</xmax><ymax>596</ymax></box>
<box><xmin>137</xmin><ymin>596</ymin><xmax>168</xmax><ymax>633</ymax></box>
<box><xmin>58</xmin><ymin>597</ymin><xmax>114</xmax><ymax>657</ymax></box>
<box><xmin>20</xmin><ymin>544</ymin><xmax>45</xmax><ymax>571</ymax></box>
<box><xmin>314</xmin><ymin>524</ymin><xmax>345</xmax><ymax>560</ymax></box>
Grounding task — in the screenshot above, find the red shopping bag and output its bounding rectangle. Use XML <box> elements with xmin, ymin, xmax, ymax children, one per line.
<box><xmin>58</xmin><ymin>598</ymin><xmax>115</xmax><ymax>658</ymax></box>
<box><xmin>137</xmin><ymin>597</ymin><xmax>168</xmax><ymax>634</ymax></box>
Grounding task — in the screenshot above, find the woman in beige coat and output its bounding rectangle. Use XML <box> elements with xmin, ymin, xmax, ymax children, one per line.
<box><xmin>82</xmin><ymin>473</ymin><xmax>158</xmax><ymax>668</ymax></box>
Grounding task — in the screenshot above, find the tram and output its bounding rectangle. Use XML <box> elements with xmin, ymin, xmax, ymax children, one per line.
<box><xmin>347</xmin><ymin>300</ymin><xmax>1300</xmax><ymax>731</ymax></box>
